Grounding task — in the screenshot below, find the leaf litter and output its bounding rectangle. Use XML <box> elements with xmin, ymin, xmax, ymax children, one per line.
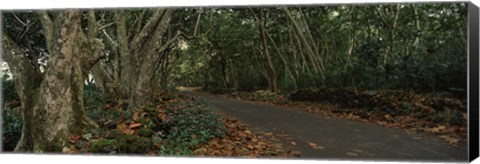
<box><xmin>63</xmin><ymin>93</ymin><xmax>300</xmax><ymax>157</ymax></box>
<box><xmin>193</xmin><ymin>118</ymin><xmax>300</xmax><ymax>157</ymax></box>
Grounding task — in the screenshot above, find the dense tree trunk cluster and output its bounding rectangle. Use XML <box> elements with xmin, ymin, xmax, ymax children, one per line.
<box><xmin>3</xmin><ymin>10</ymin><xmax>103</xmax><ymax>152</ymax></box>
<box><xmin>2</xmin><ymin>9</ymin><xmax>177</xmax><ymax>152</ymax></box>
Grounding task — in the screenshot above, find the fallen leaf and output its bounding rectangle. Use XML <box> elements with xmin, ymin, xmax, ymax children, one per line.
<box><xmin>238</xmin><ymin>132</ymin><xmax>247</xmax><ymax>137</ymax></box>
<box><xmin>376</xmin><ymin>121</ymin><xmax>388</xmax><ymax>125</ymax></box>
<box><xmin>276</xmin><ymin>134</ymin><xmax>289</xmax><ymax>138</ymax></box>
<box><xmin>384</xmin><ymin>114</ymin><xmax>393</xmax><ymax>119</ymax></box>
<box><xmin>193</xmin><ymin>148</ymin><xmax>207</xmax><ymax>154</ymax></box>
<box><xmin>68</xmin><ymin>135</ymin><xmax>81</xmax><ymax>143</ymax></box>
<box><xmin>346</xmin><ymin>152</ymin><xmax>358</xmax><ymax>157</ymax></box>
<box><xmin>132</xmin><ymin>112</ymin><xmax>140</xmax><ymax>121</ymax></box>
<box><xmin>129</xmin><ymin>123</ymin><xmax>142</xmax><ymax>129</ymax></box>
<box><xmin>424</xmin><ymin>125</ymin><xmax>447</xmax><ymax>133</ymax></box>
<box><xmin>440</xmin><ymin>135</ymin><xmax>461</xmax><ymax>145</ymax></box>
<box><xmin>64</xmin><ymin>149</ymin><xmax>77</xmax><ymax>154</ymax></box>
<box><xmin>117</xmin><ymin>122</ymin><xmax>134</xmax><ymax>135</ymax></box>
<box><xmin>158</xmin><ymin>113</ymin><xmax>167</xmax><ymax>121</ymax></box>
<box><xmin>290</xmin><ymin>141</ymin><xmax>297</xmax><ymax>145</ymax></box>
<box><xmin>102</xmin><ymin>104</ymin><xmax>113</xmax><ymax>110</ymax></box>
<box><xmin>457</xmin><ymin>127</ymin><xmax>467</xmax><ymax>133</ymax></box>
<box><xmin>250</xmin><ymin>136</ymin><xmax>258</xmax><ymax>142</ymax></box>
<box><xmin>308</xmin><ymin>142</ymin><xmax>324</xmax><ymax>149</ymax></box>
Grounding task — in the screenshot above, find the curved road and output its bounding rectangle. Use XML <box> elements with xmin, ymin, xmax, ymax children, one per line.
<box><xmin>186</xmin><ymin>91</ymin><xmax>468</xmax><ymax>162</ymax></box>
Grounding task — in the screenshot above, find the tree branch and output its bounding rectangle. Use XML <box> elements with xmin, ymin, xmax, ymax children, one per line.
<box><xmin>131</xmin><ymin>9</ymin><xmax>168</xmax><ymax>51</ymax></box>
<box><xmin>37</xmin><ymin>11</ymin><xmax>55</xmax><ymax>54</ymax></box>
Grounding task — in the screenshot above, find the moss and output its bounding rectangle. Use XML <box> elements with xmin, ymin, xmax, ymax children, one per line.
<box><xmin>105</xmin><ymin>129</ymin><xmax>123</xmax><ymax>139</ymax></box>
<box><xmin>35</xmin><ymin>129</ymin><xmax>71</xmax><ymax>153</ymax></box>
<box><xmin>138</xmin><ymin>128</ymin><xmax>154</xmax><ymax>137</ymax></box>
<box><xmin>145</xmin><ymin>107</ymin><xmax>156</xmax><ymax>113</ymax></box>
<box><xmin>114</xmin><ymin>133</ymin><xmax>134</xmax><ymax>152</ymax></box>
<box><xmin>138</xmin><ymin>117</ymin><xmax>151</xmax><ymax>125</ymax></box>
<box><xmin>126</xmin><ymin>137</ymin><xmax>151</xmax><ymax>153</ymax></box>
<box><xmin>88</xmin><ymin>139</ymin><xmax>116</xmax><ymax>153</ymax></box>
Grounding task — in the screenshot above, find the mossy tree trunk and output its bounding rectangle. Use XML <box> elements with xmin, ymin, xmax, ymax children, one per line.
<box><xmin>2</xmin><ymin>10</ymin><xmax>104</xmax><ymax>152</ymax></box>
<box><xmin>2</xmin><ymin>35</ymin><xmax>41</xmax><ymax>152</ymax></box>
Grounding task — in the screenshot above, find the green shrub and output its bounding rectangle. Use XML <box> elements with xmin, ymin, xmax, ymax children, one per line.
<box><xmin>84</xmin><ymin>84</ymin><xmax>104</xmax><ymax>110</ymax></box>
<box><xmin>83</xmin><ymin>95</ymin><xmax>226</xmax><ymax>155</ymax></box>
<box><xmin>2</xmin><ymin>107</ymin><xmax>22</xmax><ymax>151</ymax></box>
<box><xmin>2</xmin><ymin>73</ymin><xmax>20</xmax><ymax>107</ymax></box>
<box><xmin>88</xmin><ymin>139</ymin><xmax>117</xmax><ymax>153</ymax></box>
<box><xmin>164</xmin><ymin>99</ymin><xmax>225</xmax><ymax>139</ymax></box>
<box><xmin>155</xmin><ymin>97</ymin><xmax>226</xmax><ymax>155</ymax></box>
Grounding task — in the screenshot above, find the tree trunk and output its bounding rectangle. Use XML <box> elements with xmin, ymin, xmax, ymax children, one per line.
<box><xmin>91</xmin><ymin>9</ymin><xmax>175</xmax><ymax>109</ymax></box>
<box><xmin>255</xmin><ymin>9</ymin><xmax>277</xmax><ymax>92</ymax></box>
<box><xmin>2</xmin><ymin>35</ymin><xmax>41</xmax><ymax>152</ymax></box>
<box><xmin>30</xmin><ymin>10</ymin><xmax>84</xmax><ymax>152</ymax></box>
<box><xmin>283</xmin><ymin>7</ymin><xmax>325</xmax><ymax>82</ymax></box>
<box><xmin>133</xmin><ymin>9</ymin><xmax>173</xmax><ymax>107</ymax></box>
<box><xmin>4</xmin><ymin>10</ymin><xmax>102</xmax><ymax>152</ymax></box>
<box><xmin>116</xmin><ymin>10</ymin><xmax>134</xmax><ymax>99</ymax></box>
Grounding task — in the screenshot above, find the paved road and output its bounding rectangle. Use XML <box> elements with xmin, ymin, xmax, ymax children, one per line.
<box><xmin>186</xmin><ymin>92</ymin><xmax>468</xmax><ymax>162</ymax></box>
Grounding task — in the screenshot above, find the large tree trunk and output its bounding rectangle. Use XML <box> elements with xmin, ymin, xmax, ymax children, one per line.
<box><xmin>3</xmin><ymin>10</ymin><xmax>103</xmax><ymax>152</ymax></box>
<box><xmin>116</xmin><ymin>10</ymin><xmax>135</xmax><ymax>99</ymax></box>
<box><xmin>133</xmin><ymin>9</ymin><xmax>173</xmax><ymax>107</ymax></box>
<box><xmin>30</xmin><ymin>11</ymin><xmax>86</xmax><ymax>152</ymax></box>
<box><xmin>2</xmin><ymin>35</ymin><xmax>41</xmax><ymax>152</ymax></box>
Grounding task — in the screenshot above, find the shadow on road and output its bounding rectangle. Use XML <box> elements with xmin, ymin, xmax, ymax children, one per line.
<box><xmin>180</xmin><ymin>89</ymin><xmax>468</xmax><ymax>162</ymax></box>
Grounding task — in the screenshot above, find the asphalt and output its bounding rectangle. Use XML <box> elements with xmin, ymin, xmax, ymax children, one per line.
<box><xmin>184</xmin><ymin>91</ymin><xmax>468</xmax><ymax>162</ymax></box>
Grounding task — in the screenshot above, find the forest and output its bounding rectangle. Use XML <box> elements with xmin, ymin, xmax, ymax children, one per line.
<box><xmin>1</xmin><ymin>3</ymin><xmax>468</xmax><ymax>160</ymax></box>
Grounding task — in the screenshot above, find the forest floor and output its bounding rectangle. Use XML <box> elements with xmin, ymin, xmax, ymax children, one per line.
<box><xmin>62</xmin><ymin>93</ymin><xmax>299</xmax><ymax>158</ymax></box>
<box><xmin>182</xmin><ymin>88</ymin><xmax>468</xmax><ymax>161</ymax></box>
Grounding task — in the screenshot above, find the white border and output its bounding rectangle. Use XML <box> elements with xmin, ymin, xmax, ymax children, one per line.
<box><xmin>0</xmin><ymin>154</ymin><xmax>452</xmax><ymax>164</ymax></box>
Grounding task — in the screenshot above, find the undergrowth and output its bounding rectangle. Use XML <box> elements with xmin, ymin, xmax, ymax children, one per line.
<box><xmin>73</xmin><ymin>92</ymin><xmax>226</xmax><ymax>155</ymax></box>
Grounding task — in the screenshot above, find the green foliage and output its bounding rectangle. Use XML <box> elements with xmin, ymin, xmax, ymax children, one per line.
<box><xmin>2</xmin><ymin>73</ymin><xmax>22</xmax><ymax>151</ymax></box>
<box><xmin>2</xmin><ymin>73</ymin><xmax>20</xmax><ymax>107</ymax></box>
<box><xmin>84</xmin><ymin>84</ymin><xmax>105</xmax><ymax>110</ymax></box>
<box><xmin>163</xmin><ymin>97</ymin><xmax>226</xmax><ymax>139</ymax></box>
<box><xmin>82</xmin><ymin>94</ymin><xmax>226</xmax><ymax>155</ymax></box>
<box><xmin>2</xmin><ymin>107</ymin><xmax>22</xmax><ymax>151</ymax></box>
<box><xmin>151</xmin><ymin>97</ymin><xmax>225</xmax><ymax>155</ymax></box>
<box><xmin>88</xmin><ymin>139</ymin><xmax>116</xmax><ymax>153</ymax></box>
<box><xmin>173</xmin><ymin>4</ymin><xmax>467</xmax><ymax>97</ymax></box>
